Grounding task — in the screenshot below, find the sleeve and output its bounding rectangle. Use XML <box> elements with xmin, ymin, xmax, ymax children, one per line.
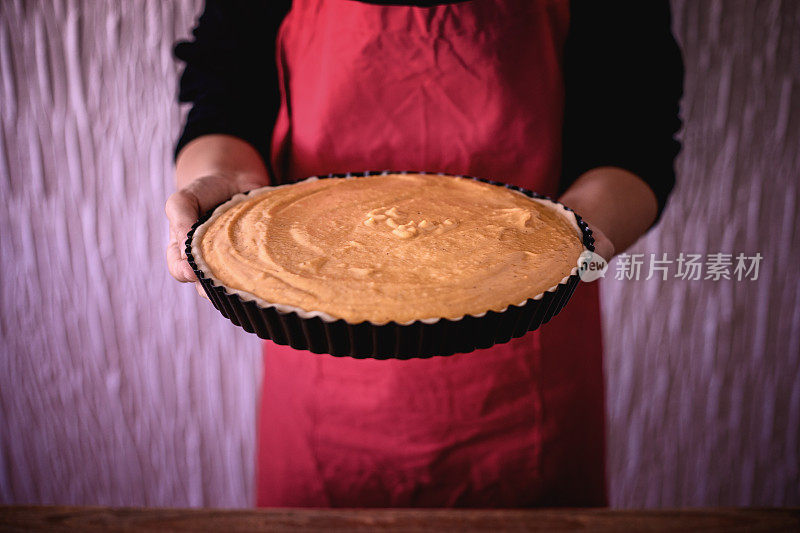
<box><xmin>173</xmin><ymin>0</ymin><xmax>292</xmax><ymax>166</ymax></box>
<box><xmin>560</xmin><ymin>0</ymin><xmax>685</xmax><ymax>224</ymax></box>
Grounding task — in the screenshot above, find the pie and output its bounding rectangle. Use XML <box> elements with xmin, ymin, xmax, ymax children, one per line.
<box><xmin>186</xmin><ymin>172</ymin><xmax>592</xmax><ymax>358</ymax></box>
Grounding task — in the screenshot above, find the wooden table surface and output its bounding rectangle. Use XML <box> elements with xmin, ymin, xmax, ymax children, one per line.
<box><xmin>1</xmin><ymin>506</ymin><xmax>798</xmax><ymax>532</ymax></box>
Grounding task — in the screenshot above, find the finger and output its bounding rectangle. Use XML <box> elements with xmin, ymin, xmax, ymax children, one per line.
<box><xmin>183</xmin><ymin>175</ymin><xmax>238</xmax><ymax>211</ymax></box>
<box><xmin>165</xmin><ymin>190</ymin><xmax>201</xmax><ymax>249</ymax></box>
<box><xmin>596</xmin><ymin>240</ymin><xmax>615</xmax><ymax>263</ymax></box>
<box><xmin>592</xmin><ymin>239</ymin><xmax>614</xmax><ymax>263</ymax></box>
<box><xmin>589</xmin><ymin>226</ymin><xmax>616</xmax><ymax>262</ymax></box>
<box><xmin>167</xmin><ymin>239</ymin><xmax>198</xmax><ymax>282</ymax></box>
<box><xmin>195</xmin><ymin>282</ymin><xmax>210</xmax><ymax>301</ymax></box>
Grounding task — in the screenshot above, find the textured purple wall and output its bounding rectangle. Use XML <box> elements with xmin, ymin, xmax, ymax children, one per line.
<box><xmin>602</xmin><ymin>0</ymin><xmax>800</xmax><ymax>506</ymax></box>
<box><xmin>0</xmin><ymin>0</ymin><xmax>259</xmax><ymax>507</ymax></box>
<box><xmin>0</xmin><ymin>0</ymin><xmax>798</xmax><ymax>508</ymax></box>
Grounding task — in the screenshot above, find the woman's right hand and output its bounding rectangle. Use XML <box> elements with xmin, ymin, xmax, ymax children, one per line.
<box><xmin>165</xmin><ymin>175</ymin><xmax>254</xmax><ymax>285</ymax></box>
<box><xmin>165</xmin><ymin>135</ymin><xmax>270</xmax><ymax>297</ymax></box>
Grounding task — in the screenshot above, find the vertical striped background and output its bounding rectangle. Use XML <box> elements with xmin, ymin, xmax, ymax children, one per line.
<box><xmin>1</xmin><ymin>0</ymin><xmax>798</xmax><ymax>508</ymax></box>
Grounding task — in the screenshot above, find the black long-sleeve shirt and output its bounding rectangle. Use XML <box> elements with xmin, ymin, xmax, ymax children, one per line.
<box><xmin>174</xmin><ymin>0</ymin><xmax>684</xmax><ymax>221</ymax></box>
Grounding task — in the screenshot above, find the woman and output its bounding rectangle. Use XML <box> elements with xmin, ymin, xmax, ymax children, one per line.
<box><xmin>166</xmin><ymin>0</ymin><xmax>683</xmax><ymax>507</ymax></box>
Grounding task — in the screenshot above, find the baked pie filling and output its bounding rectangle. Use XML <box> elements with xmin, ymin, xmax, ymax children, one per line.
<box><xmin>193</xmin><ymin>173</ymin><xmax>584</xmax><ymax>324</ymax></box>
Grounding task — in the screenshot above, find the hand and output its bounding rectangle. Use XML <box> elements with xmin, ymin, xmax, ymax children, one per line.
<box><xmin>165</xmin><ymin>174</ymin><xmax>263</xmax><ymax>298</ymax></box>
<box><xmin>558</xmin><ymin>166</ymin><xmax>659</xmax><ymax>263</ymax></box>
<box><xmin>166</xmin><ymin>135</ymin><xmax>270</xmax><ymax>298</ymax></box>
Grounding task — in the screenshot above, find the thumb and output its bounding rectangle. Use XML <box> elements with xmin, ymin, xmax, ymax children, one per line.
<box><xmin>166</xmin><ymin>189</ymin><xmax>201</xmax><ymax>249</ymax></box>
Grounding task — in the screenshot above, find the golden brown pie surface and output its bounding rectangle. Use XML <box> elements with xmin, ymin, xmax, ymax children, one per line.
<box><xmin>194</xmin><ymin>173</ymin><xmax>584</xmax><ymax>324</ymax></box>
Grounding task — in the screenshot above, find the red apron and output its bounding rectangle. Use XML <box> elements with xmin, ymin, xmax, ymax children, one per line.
<box><xmin>258</xmin><ymin>0</ymin><xmax>606</xmax><ymax>507</ymax></box>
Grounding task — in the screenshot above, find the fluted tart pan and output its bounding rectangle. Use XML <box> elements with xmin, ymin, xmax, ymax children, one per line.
<box><xmin>185</xmin><ymin>171</ymin><xmax>595</xmax><ymax>359</ymax></box>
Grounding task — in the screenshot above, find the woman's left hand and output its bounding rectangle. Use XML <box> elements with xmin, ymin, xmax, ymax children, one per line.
<box><xmin>558</xmin><ymin>166</ymin><xmax>659</xmax><ymax>263</ymax></box>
